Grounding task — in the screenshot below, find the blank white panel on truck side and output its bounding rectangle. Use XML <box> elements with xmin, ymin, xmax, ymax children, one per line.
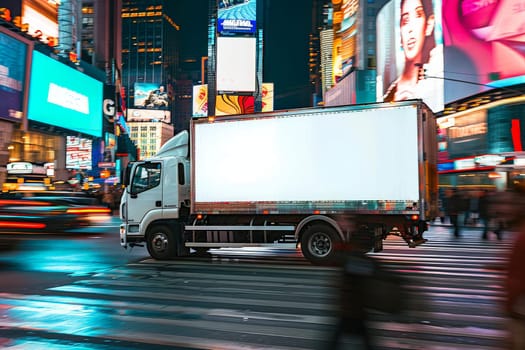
<box><xmin>192</xmin><ymin>105</ymin><xmax>420</xmax><ymax>210</ymax></box>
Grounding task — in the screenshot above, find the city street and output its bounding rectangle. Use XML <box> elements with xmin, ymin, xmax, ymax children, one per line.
<box><xmin>0</xmin><ymin>221</ymin><xmax>513</xmax><ymax>349</ymax></box>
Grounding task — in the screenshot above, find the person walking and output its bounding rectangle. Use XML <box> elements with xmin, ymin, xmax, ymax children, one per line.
<box><xmin>478</xmin><ymin>189</ymin><xmax>491</xmax><ymax>239</ymax></box>
<box><xmin>447</xmin><ymin>188</ymin><xmax>465</xmax><ymax>237</ymax></box>
<box><xmin>506</xmin><ymin>229</ymin><xmax>525</xmax><ymax>349</ymax></box>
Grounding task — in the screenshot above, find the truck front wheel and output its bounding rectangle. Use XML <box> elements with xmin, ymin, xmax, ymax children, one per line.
<box><xmin>147</xmin><ymin>225</ymin><xmax>176</xmax><ymax>260</ymax></box>
<box><xmin>300</xmin><ymin>224</ymin><xmax>340</xmax><ymax>264</ymax></box>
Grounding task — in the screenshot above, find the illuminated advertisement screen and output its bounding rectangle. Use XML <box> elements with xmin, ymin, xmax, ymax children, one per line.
<box><xmin>66</xmin><ymin>136</ymin><xmax>92</xmax><ymax>170</ymax></box>
<box><xmin>0</xmin><ymin>28</ymin><xmax>28</xmax><ymax>122</ymax></box>
<box><xmin>217</xmin><ymin>0</ymin><xmax>256</xmax><ymax>35</ymax></box>
<box><xmin>192</xmin><ymin>84</ymin><xmax>208</xmax><ymax>117</ymax></box>
<box><xmin>216</xmin><ymin>37</ymin><xmax>257</xmax><ymax>93</ymax></box>
<box><xmin>261</xmin><ymin>82</ymin><xmax>274</xmax><ymax>112</ymax></box>
<box><xmin>126</xmin><ymin>108</ymin><xmax>171</xmax><ymax>123</ymax></box>
<box><xmin>216</xmin><ymin>95</ymin><xmax>255</xmax><ymax>116</ymax></box>
<box><xmin>339</xmin><ymin>0</ymin><xmax>360</xmax><ymax>76</ymax></box>
<box><xmin>193</xmin><ymin>82</ymin><xmax>272</xmax><ymax>117</ymax></box>
<box><xmin>376</xmin><ymin>0</ymin><xmax>444</xmax><ymax>112</ymax></box>
<box><xmin>27</xmin><ymin>51</ymin><xmax>103</xmax><ymax>137</ymax></box>
<box><xmin>134</xmin><ymin>82</ymin><xmax>170</xmax><ymax>109</ymax></box>
<box><xmin>442</xmin><ymin>0</ymin><xmax>525</xmax><ymax>103</ymax></box>
<box><xmin>23</xmin><ymin>2</ymin><xmax>59</xmax><ymax>45</ymax></box>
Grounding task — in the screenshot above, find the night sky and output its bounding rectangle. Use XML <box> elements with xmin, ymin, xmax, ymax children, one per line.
<box><xmin>175</xmin><ymin>0</ymin><xmax>313</xmax><ymax>110</ymax></box>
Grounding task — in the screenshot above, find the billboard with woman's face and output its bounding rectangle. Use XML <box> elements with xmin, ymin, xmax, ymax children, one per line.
<box><xmin>442</xmin><ymin>0</ymin><xmax>525</xmax><ymax>103</ymax></box>
<box><xmin>376</xmin><ymin>0</ymin><xmax>444</xmax><ymax>112</ymax></box>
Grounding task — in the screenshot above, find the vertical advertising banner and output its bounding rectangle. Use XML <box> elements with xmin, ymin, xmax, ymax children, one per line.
<box><xmin>66</xmin><ymin>136</ymin><xmax>93</xmax><ymax>170</ymax></box>
<box><xmin>0</xmin><ymin>28</ymin><xmax>28</xmax><ymax>122</ymax></box>
<box><xmin>376</xmin><ymin>0</ymin><xmax>444</xmax><ymax>112</ymax></box>
<box><xmin>192</xmin><ymin>84</ymin><xmax>208</xmax><ymax>117</ymax></box>
<box><xmin>216</xmin><ymin>37</ymin><xmax>257</xmax><ymax>93</ymax></box>
<box><xmin>442</xmin><ymin>0</ymin><xmax>525</xmax><ymax>103</ymax></box>
<box><xmin>101</xmin><ymin>132</ymin><xmax>116</xmax><ymax>166</ymax></box>
<box><xmin>261</xmin><ymin>83</ymin><xmax>274</xmax><ymax>112</ymax></box>
<box><xmin>339</xmin><ymin>0</ymin><xmax>360</xmax><ymax>77</ymax></box>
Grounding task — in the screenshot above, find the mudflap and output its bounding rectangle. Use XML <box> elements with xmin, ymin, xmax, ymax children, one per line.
<box><xmin>175</xmin><ymin>221</ymin><xmax>191</xmax><ymax>257</ymax></box>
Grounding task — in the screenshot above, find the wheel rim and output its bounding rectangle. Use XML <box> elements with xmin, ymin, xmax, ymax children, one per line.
<box><xmin>308</xmin><ymin>232</ymin><xmax>332</xmax><ymax>257</ymax></box>
<box><xmin>151</xmin><ymin>232</ymin><xmax>169</xmax><ymax>254</ymax></box>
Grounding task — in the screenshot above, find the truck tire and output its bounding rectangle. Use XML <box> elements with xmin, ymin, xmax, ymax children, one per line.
<box><xmin>147</xmin><ymin>225</ymin><xmax>176</xmax><ymax>260</ymax></box>
<box><xmin>301</xmin><ymin>224</ymin><xmax>340</xmax><ymax>264</ymax></box>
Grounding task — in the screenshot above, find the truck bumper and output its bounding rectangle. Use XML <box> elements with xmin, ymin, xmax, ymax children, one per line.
<box><xmin>120</xmin><ymin>223</ymin><xmax>146</xmax><ymax>248</ymax></box>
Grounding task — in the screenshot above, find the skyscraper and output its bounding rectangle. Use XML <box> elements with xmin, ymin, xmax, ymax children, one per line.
<box><xmin>121</xmin><ymin>0</ymin><xmax>179</xmax><ymax>109</ymax></box>
<box><xmin>121</xmin><ymin>0</ymin><xmax>180</xmax><ymax>158</ymax></box>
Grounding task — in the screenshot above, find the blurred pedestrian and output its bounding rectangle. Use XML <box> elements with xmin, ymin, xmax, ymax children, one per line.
<box><xmin>330</xmin><ymin>227</ymin><xmax>406</xmax><ymax>349</ymax></box>
<box><xmin>506</xmin><ymin>229</ymin><xmax>525</xmax><ymax>350</ymax></box>
<box><xmin>102</xmin><ymin>184</ymin><xmax>117</xmax><ymax>211</ymax></box>
<box><xmin>478</xmin><ymin>189</ymin><xmax>491</xmax><ymax>239</ymax></box>
<box><xmin>330</xmin><ymin>229</ymin><xmax>376</xmax><ymax>349</ymax></box>
<box><xmin>447</xmin><ymin>188</ymin><xmax>465</xmax><ymax>237</ymax></box>
<box><xmin>489</xmin><ymin>188</ymin><xmax>520</xmax><ymax>240</ymax></box>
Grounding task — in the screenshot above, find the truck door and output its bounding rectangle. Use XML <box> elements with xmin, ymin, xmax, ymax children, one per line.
<box><xmin>128</xmin><ymin>162</ymin><xmax>162</xmax><ymax>223</ymax></box>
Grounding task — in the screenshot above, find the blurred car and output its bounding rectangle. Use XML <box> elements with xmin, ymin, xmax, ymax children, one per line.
<box><xmin>0</xmin><ymin>191</ymin><xmax>112</xmax><ymax>232</ymax></box>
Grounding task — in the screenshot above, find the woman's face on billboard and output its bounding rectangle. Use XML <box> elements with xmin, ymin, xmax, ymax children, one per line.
<box><xmin>400</xmin><ymin>0</ymin><xmax>428</xmax><ymax>63</ymax></box>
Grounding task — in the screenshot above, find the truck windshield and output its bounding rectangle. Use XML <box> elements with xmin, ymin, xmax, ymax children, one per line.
<box><xmin>130</xmin><ymin>162</ymin><xmax>161</xmax><ymax>194</ymax></box>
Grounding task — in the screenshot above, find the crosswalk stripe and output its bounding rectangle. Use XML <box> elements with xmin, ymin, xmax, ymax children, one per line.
<box><xmin>0</xmin><ymin>226</ymin><xmax>515</xmax><ymax>349</ymax></box>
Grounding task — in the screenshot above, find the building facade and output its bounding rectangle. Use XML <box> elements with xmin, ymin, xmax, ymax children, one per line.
<box><xmin>121</xmin><ymin>0</ymin><xmax>181</xmax><ymax>157</ymax></box>
<box><xmin>1</xmin><ymin>0</ymin><xmax>126</xmax><ymax>189</ymax></box>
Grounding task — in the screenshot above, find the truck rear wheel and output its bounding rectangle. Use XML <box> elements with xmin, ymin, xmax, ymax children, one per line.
<box><xmin>301</xmin><ymin>224</ymin><xmax>340</xmax><ymax>264</ymax></box>
<box><xmin>147</xmin><ymin>225</ymin><xmax>176</xmax><ymax>260</ymax></box>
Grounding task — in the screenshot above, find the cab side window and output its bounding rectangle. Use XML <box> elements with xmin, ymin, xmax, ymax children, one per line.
<box><xmin>131</xmin><ymin>163</ymin><xmax>161</xmax><ymax>194</ymax></box>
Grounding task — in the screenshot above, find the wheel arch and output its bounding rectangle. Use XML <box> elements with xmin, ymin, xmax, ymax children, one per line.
<box><xmin>295</xmin><ymin>215</ymin><xmax>345</xmax><ymax>243</ymax></box>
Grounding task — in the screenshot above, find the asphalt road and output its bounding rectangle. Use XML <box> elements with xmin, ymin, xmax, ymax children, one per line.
<box><xmin>0</xmin><ymin>222</ymin><xmax>515</xmax><ymax>349</ymax></box>
<box><xmin>0</xmin><ymin>217</ymin><xmax>148</xmax><ymax>294</ymax></box>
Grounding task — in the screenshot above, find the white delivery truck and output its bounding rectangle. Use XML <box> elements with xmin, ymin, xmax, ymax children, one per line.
<box><xmin>119</xmin><ymin>100</ymin><xmax>438</xmax><ymax>264</ymax></box>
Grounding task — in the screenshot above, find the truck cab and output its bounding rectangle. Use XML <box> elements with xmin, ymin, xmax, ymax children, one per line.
<box><xmin>120</xmin><ymin>132</ymin><xmax>191</xmax><ymax>258</ymax></box>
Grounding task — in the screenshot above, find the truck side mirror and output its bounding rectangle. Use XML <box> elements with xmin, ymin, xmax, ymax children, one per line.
<box><xmin>123</xmin><ymin>163</ymin><xmax>133</xmax><ymax>187</ymax></box>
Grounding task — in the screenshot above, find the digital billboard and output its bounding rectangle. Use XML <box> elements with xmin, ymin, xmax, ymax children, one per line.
<box><xmin>217</xmin><ymin>0</ymin><xmax>256</xmax><ymax>35</ymax></box>
<box><xmin>376</xmin><ymin>0</ymin><xmax>444</xmax><ymax>112</ymax></box>
<box><xmin>27</xmin><ymin>51</ymin><xmax>103</xmax><ymax>137</ymax></box>
<box><xmin>216</xmin><ymin>37</ymin><xmax>257</xmax><ymax>93</ymax></box>
<box><xmin>261</xmin><ymin>83</ymin><xmax>274</xmax><ymax>112</ymax></box>
<box><xmin>332</xmin><ymin>0</ymin><xmax>360</xmax><ymax>81</ymax></box>
<box><xmin>216</xmin><ymin>95</ymin><xmax>255</xmax><ymax>116</ymax></box>
<box><xmin>134</xmin><ymin>83</ymin><xmax>170</xmax><ymax>109</ymax></box>
<box><xmin>66</xmin><ymin>136</ymin><xmax>92</xmax><ymax>170</ymax></box>
<box><xmin>192</xmin><ymin>84</ymin><xmax>208</xmax><ymax>117</ymax></box>
<box><xmin>23</xmin><ymin>1</ymin><xmax>59</xmax><ymax>46</ymax></box>
<box><xmin>126</xmin><ymin>108</ymin><xmax>171</xmax><ymax>123</ymax></box>
<box><xmin>442</xmin><ymin>0</ymin><xmax>525</xmax><ymax>103</ymax></box>
<box><xmin>193</xmin><ymin>83</ymin><xmax>273</xmax><ymax>117</ymax></box>
<box><xmin>0</xmin><ymin>28</ymin><xmax>29</xmax><ymax>122</ymax></box>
